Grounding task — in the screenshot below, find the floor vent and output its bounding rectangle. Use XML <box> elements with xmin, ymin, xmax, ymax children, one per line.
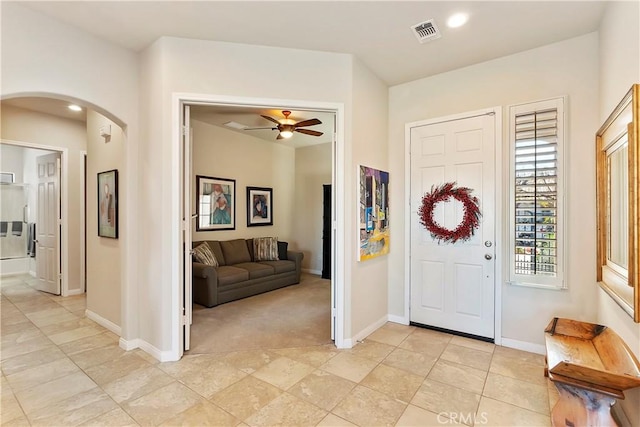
<box><xmin>411</xmin><ymin>19</ymin><xmax>441</xmax><ymax>43</ymax></box>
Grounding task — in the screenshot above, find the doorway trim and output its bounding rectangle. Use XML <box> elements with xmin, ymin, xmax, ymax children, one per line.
<box><xmin>171</xmin><ymin>93</ymin><xmax>347</xmax><ymax>360</ymax></box>
<box><xmin>80</xmin><ymin>150</ymin><xmax>87</xmax><ymax>293</ymax></box>
<box><xmin>0</xmin><ymin>138</ymin><xmax>70</xmax><ymax>296</ymax></box>
<box><xmin>404</xmin><ymin>107</ymin><xmax>503</xmax><ymax>345</ymax></box>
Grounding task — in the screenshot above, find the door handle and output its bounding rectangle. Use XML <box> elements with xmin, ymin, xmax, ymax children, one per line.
<box><xmin>484</xmin><ymin>254</ymin><xmax>493</xmax><ymax>260</ymax></box>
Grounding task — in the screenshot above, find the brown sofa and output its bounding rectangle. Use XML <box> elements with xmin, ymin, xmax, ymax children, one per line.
<box><xmin>192</xmin><ymin>238</ymin><xmax>303</xmax><ymax>307</ymax></box>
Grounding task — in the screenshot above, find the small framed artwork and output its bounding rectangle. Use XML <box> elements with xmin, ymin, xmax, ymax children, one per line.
<box><xmin>247</xmin><ymin>187</ymin><xmax>273</xmax><ymax>227</ymax></box>
<box><xmin>98</xmin><ymin>169</ymin><xmax>118</xmax><ymax>238</ymax></box>
<box><xmin>196</xmin><ymin>175</ymin><xmax>235</xmax><ymax>231</ymax></box>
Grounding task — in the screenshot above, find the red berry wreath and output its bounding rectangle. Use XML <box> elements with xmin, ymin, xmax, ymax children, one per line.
<box><xmin>419</xmin><ymin>182</ymin><xmax>481</xmax><ymax>244</ymax></box>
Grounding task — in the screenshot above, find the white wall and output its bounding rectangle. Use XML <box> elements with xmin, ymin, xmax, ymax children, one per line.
<box><xmin>596</xmin><ymin>2</ymin><xmax>640</xmax><ymax>424</ymax></box>
<box><xmin>1</xmin><ymin>3</ymin><xmax>139</xmax><ymax>343</ymax></box>
<box><xmin>191</xmin><ymin>120</ymin><xmax>295</xmax><ymax>243</ymax></box>
<box><xmin>1</xmin><ymin>105</ymin><xmax>86</xmax><ymax>292</ymax></box>
<box><xmin>86</xmin><ymin>110</ymin><xmax>125</xmax><ymax>329</ymax></box>
<box><xmin>0</xmin><ymin>144</ymin><xmax>24</xmax><ymax>183</ymax></box>
<box><xmin>293</xmin><ymin>143</ymin><xmax>332</xmax><ymax>273</ymax></box>
<box><xmin>389</xmin><ymin>33</ymin><xmax>600</xmax><ymax>347</ymax></box>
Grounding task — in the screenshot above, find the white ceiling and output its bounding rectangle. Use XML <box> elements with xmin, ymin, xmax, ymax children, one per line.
<box><xmin>20</xmin><ymin>1</ymin><xmax>607</xmax><ymax>86</ymax></box>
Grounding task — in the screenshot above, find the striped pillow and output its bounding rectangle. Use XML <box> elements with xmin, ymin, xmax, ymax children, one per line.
<box><xmin>253</xmin><ymin>237</ymin><xmax>279</xmax><ymax>261</ymax></box>
<box><xmin>193</xmin><ymin>242</ymin><xmax>219</xmax><ymax>267</ymax></box>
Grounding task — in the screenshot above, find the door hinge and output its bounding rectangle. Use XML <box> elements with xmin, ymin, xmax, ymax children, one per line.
<box><xmin>182</xmin><ymin>125</ymin><xmax>188</xmax><ymax>136</ymax></box>
<box><xmin>181</xmin><ymin>315</ymin><xmax>187</xmax><ymax>326</ymax></box>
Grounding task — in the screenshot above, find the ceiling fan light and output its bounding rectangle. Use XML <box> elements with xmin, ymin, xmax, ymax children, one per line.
<box><xmin>279</xmin><ymin>130</ymin><xmax>293</xmax><ymax>139</ymax></box>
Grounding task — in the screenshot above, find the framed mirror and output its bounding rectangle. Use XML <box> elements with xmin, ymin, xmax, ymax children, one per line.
<box><xmin>596</xmin><ymin>84</ymin><xmax>639</xmax><ymax>322</ymax></box>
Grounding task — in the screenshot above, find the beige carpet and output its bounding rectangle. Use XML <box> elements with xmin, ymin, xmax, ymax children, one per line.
<box><xmin>188</xmin><ymin>274</ymin><xmax>332</xmax><ymax>354</ymax></box>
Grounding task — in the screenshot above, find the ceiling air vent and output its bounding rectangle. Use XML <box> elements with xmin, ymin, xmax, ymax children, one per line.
<box><xmin>411</xmin><ymin>19</ymin><xmax>441</xmax><ymax>43</ymax></box>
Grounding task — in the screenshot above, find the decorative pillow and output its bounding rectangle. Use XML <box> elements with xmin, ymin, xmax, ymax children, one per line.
<box><xmin>193</xmin><ymin>242</ymin><xmax>219</xmax><ymax>267</ymax></box>
<box><xmin>277</xmin><ymin>241</ymin><xmax>288</xmax><ymax>261</ymax></box>
<box><xmin>254</xmin><ymin>237</ymin><xmax>279</xmax><ymax>261</ymax></box>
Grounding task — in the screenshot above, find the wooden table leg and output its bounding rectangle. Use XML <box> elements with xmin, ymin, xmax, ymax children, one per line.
<box><xmin>551</xmin><ymin>383</ymin><xmax>618</xmax><ymax>427</ymax></box>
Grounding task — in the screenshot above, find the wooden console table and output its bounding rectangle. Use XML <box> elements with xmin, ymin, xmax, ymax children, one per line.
<box><xmin>544</xmin><ymin>318</ymin><xmax>640</xmax><ymax>427</ymax></box>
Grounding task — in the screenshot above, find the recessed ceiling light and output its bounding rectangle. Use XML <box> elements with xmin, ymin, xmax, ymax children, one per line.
<box><xmin>68</xmin><ymin>104</ymin><xmax>82</xmax><ymax>112</ymax></box>
<box><xmin>223</xmin><ymin>121</ymin><xmax>249</xmax><ymax>130</ymax></box>
<box><xmin>447</xmin><ymin>13</ymin><xmax>468</xmax><ymax>28</ymax></box>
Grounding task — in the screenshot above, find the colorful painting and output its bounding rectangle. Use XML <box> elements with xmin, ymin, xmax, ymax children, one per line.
<box><xmin>196</xmin><ymin>175</ymin><xmax>235</xmax><ymax>231</ymax></box>
<box><xmin>359</xmin><ymin>165</ymin><xmax>390</xmax><ymax>261</ymax></box>
<box><xmin>247</xmin><ymin>187</ymin><xmax>273</xmax><ymax>227</ymax></box>
<box><xmin>98</xmin><ymin>169</ymin><xmax>118</xmax><ymax>238</ymax></box>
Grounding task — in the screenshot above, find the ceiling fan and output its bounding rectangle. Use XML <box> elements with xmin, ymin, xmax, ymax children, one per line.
<box><xmin>245</xmin><ymin>110</ymin><xmax>323</xmax><ymax>140</ymax></box>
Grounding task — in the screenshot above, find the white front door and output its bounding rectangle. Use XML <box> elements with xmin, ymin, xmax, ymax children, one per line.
<box><xmin>35</xmin><ymin>153</ymin><xmax>61</xmax><ymax>295</ymax></box>
<box><xmin>409</xmin><ymin>112</ymin><xmax>496</xmax><ymax>339</ymax></box>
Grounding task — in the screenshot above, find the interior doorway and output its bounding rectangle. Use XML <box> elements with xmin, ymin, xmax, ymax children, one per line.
<box><xmin>322</xmin><ymin>184</ymin><xmax>332</xmax><ymax>280</ymax></box>
<box><xmin>177</xmin><ymin>95</ymin><xmax>346</xmax><ymax>358</ymax></box>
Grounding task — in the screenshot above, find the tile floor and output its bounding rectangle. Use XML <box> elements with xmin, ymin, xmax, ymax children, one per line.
<box><xmin>1</xmin><ymin>275</ymin><xmax>558</xmax><ymax>426</ymax></box>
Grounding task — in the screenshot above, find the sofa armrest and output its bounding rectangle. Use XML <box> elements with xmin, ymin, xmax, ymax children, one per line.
<box><xmin>193</xmin><ymin>262</ymin><xmax>216</xmax><ymax>280</ymax></box>
<box><xmin>287</xmin><ymin>250</ymin><xmax>304</xmax><ymax>282</ymax></box>
<box><xmin>192</xmin><ymin>262</ymin><xmax>219</xmax><ymax>307</ymax></box>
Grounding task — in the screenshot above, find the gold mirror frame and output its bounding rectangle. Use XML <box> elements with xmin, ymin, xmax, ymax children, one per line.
<box><xmin>596</xmin><ymin>84</ymin><xmax>640</xmax><ymax>322</ymax></box>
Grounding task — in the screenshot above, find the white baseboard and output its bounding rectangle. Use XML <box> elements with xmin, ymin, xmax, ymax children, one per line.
<box><xmin>351</xmin><ymin>314</ymin><xmax>389</xmax><ymax>345</ymax></box>
<box><xmin>85</xmin><ymin>309</ymin><xmax>122</xmax><ymax>336</ymax></box>
<box><xmin>119</xmin><ymin>337</ymin><xmax>175</xmax><ymax>362</ymax></box>
<box><xmin>66</xmin><ymin>289</ymin><xmax>84</xmax><ymax>296</ymax></box>
<box><xmin>302</xmin><ymin>268</ymin><xmax>322</xmax><ymax>275</ymax></box>
<box><xmin>500</xmin><ymin>338</ymin><xmax>546</xmax><ymax>355</ymax></box>
<box><xmin>387</xmin><ymin>314</ymin><xmax>409</xmax><ymax>325</ymax></box>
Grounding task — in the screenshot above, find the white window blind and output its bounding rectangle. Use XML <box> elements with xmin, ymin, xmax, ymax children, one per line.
<box><xmin>509</xmin><ymin>98</ymin><xmax>565</xmax><ymax>289</ymax></box>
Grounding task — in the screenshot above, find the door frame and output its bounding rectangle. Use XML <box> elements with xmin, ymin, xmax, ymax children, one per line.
<box><xmin>404</xmin><ymin>107</ymin><xmax>503</xmax><ymax>345</ymax></box>
<box><xmin>172</xmin><ymin>93</ymin><xmax>347</xmax><ymax>360</ymax></box>
<box><xmin>0</xmin><ymin>139</ymin><xmax>70</xmax><ymax>296</ymax></box>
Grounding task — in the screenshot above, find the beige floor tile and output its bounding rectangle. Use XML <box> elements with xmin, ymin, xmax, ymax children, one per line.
<box><xmin>332</xmin><ymin>385</ymin><xmax>406</xmax><ymax>427</ymax></box>
<box><xmin>121</xmin><ymin>382</ymin><xmax>203</xmax><ymax>426</ymax></box>
<box><xmin>396</xmin><ymin>404</ymin><xmax>464</xmax><ymax>427</ymax></box>
<box><xmin>450</xmin><ymin>336</ymin><xmax>495</xmax><ymax>353</ymax></box>
<box><xmin>102</xmin><ymin>365</ymin><xmax>175</xmax><ymax>404</ymax></box>
<box><xmin>251</xmin><ymin>356</ymin><xmax>315</xmax><ymax>391</ymax></box>
<box><xmin>440</xmin><ymin>343</ymin><xmax>493</xmax><ymax>371</ymax></box>
<box><xmin>69</xmin><ymin>343</ymin><xmax>127</xmax><ymax>370</ymax></box>
<box><xmin>477</xmin><ymin>396</ymin><xmax>551</xmax><ymax>426</ymax></box>
<box><xmin>13</xmin><ymin>300</ymin><xmax>62</xmax><ymax>315</ymax></box>
<box><xmin>211</xmin><ymin>376</ymin><xmax>282</xmax><ymax>421</ymax></box>
<box><xmin>493</xmin><ymin>346</ymin><xmax>545</xmax><ymax>366</ymax></box>
<box><xmin>14</xmin><ymin>372</ymin><xmax>97</xmax><ymax>414</ymax></box>
<box><xmin>180</xmin><ymin>359</ymin><xmax>248</xmax><ymax>399</ymax></box>
<box><xmin>287</xmin><ymin>369</ymin><xmax>356</xmax><ymax>411</ymax></box>
<box><xmin>157</xmin><ymin>353</ymin><xmax>221</xmax><ymax>378</ymax></box>
<box><xmin>0</xmin><ymin>388</ymin><xmax>26</xmax><ymax>425</ymax></box>
<box><xmin>345</xmin><ymin>340</ymin><xmax>395</xmax><ymax>362</ymax></box>
<box><xmin>411</xmin><ymin>378</ymin><xmax>481</xmax><ymax>423</ymax></box>
<box><xmin>58</xmin><ymin>331</ymin><xmax>119</xmax><ymax>355</ymax></box>
<box><xmin>1</xmin><ymin>328</ymin><xmax>44</xmax><ymax>347</ymax></box>
<box><xmin>316</xmin><ymin>413</ymin><xmax>357</xmax><ymax>427</ymax></box>
<box><xmin>27</xmin><ymin>387</ymin><xmax>118</xmax><ymax>426</ymax></box>
<box><xmin>48</xmin><ymin>324</ymin><xmax>106</xmax><ymax>345</ymax></box>
<box><xmin>25</xmin><ymin>308</ymin><xmax>78</xmax><ymax>328</ymax></box>
<box><xmin>38</xmin><ymin>317</ymin><xmax>96</xmax><ymax>336</ymax></box>
<box><xmin>382</xmin><ymin>348</ymin><xmax>437</xmax><ymax>377</ymax></box>
<box><xmin>483</xmin><ymin>373</ymin><xmax>549</xmax><ymax>415</ymax></box>
<box><xmin>366</xmin><ymin>324</ymin><xmax>413</xmax><ymax>347</ymax></box>
<box><xmin>489</xmin><ymin>353</ymin><xmax>547</xmax><ymax>386</ymax></box>
<box><xmin>318</xmin><ymin>352</ymin><xmax>378</xmax><ymax>383</ymax></box>
<box><xmin>1</xmin><ymin>415</ymin><xmax>31</xmax><ymax>427</ymax></box>
<box><xmin>244</xmin><ymin>393</ymin><xmax>326</xmax><ymax>427</ymax></box>
<box><xmin>220</xmin><ymin>349</ymin><xmax>279</xmax><ymax>374</ymax></box>
<box><xmin>272</xmin><ymin>344</ymin><xmax>338</xmax><ymax>367</ymax></box>
<box><xmin>360</xmin><ymin>364</ymin><xmax>423</xmax><ymax>403</ymax></box>
<box><xmin>398</xmin><ymin>333</ymin><xmax>449</xmax><ymax>357</ymax></box>
<box><xmin>6</xmin><ymin>357</ymin><xmax>80</xmax><ymax>392</ymax></box>
<box><xmin>132</xmin><ymin>349</ymin><xmax>160</xmax><ymax>365</ymax></box>
<box><xmin>160</xmin><ymin>401</ymin><xmax>239</xmax><ymax>426</ymax></box>
<box><xmin>547</xmin><ymin>380</ymin><xmax>560</xmax><ymax>411</ymax></box>
<box><xmin>1</xmin><ymin>319</ymin><xmax>38</xmax><ymax>336</ymax></box>
<box><xmin>85</xmin><ymin>352</ymin><xmax>151</xmax><ymax>386</ymax></box>
<box><xmin>79</xmin><ymin>407</ymin><xmax>139</xmax><ymax>426</ymax></box>
<box><xmin>410</xmin><ymin>327</ymin><xmax>453</xmax><ymax>343</ymax></box>
<box><xmin>0</xmin><ymin>345</ymin><xmax>65</xmax><ymax>376</ymax></box>
<box><xmin>427</xmin><ymin>360</ymin><xmax>487</xmax><ymax>394</ymax></box>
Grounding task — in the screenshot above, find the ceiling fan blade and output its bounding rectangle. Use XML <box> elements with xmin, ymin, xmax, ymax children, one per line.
<box><xmin>244</xmin><ymin>126</ymin><xmax>276</xmax><ymax>130</ymax></box>
<box><xmin>294</xmin><ymin>118</ymin><xmax>322</xmax><ymax>127</ymax></box>
<box><xmin>276</xmin><ymin>133</ymin><xmax>284</xmax><ymax>140</ymax></box>
<box><xmin>295</xmin><ymin>128</ymin><xmax>323</xmax><ymax>137</ymax></box>
<box><xmin>261</xmin><ymin>115</ymin><xmax>281</xmax><ymax>125</ymax></box>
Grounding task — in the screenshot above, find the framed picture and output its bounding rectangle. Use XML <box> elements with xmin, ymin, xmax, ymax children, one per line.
<box><xmin>358</xmin><ymin>165</ymin><xmax>390</xmax><ymax>261</ymax></box>
<box><xmin>196</xmin><ymin>175</ymin><xmax>235</xmax><ymax>231</ymax></box>
<box><xmin>98</xmin><ymin>169</ymin><xmax>118</xmax><ymax>238</ymax></box>
<box><xmin>247</xmin><ymin>187</ymin><xmax>273</xmax><ymax>227</ymax></box>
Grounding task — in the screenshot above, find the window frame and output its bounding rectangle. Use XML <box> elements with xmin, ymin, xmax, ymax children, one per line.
<box><xmin>508</xmin><ymin>97</ymin><xmax>567</xmax><ymax>290</ymax></box>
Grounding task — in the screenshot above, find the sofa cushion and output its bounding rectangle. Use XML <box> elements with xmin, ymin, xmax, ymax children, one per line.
<box><xmin>254</xmin><ymin>237</ymin><xmax>279</xmax><ymax>261</ymax></box>
<box><xmin>220</xmin><ymin>239</ymin><xmax>252</xmax><ymax>265</ymax></box>
<box><xmin>257</xmin><ymin>260</ymin><xmax>296</xmax><ymax>274</ymax></box>
<box><xmin>209</xmin><ymin>241</ymin><xmax>226</xmax><ymax>266</ymax></box>
<box><xmin>277</xmin><ymin>241</ymin><xmax>288</xmax><ymax>260</ymax></box>
<box><xmin>217</xmin><ymin>266</ymin><xmax>250</xmax><ymax>286</ymax></box>
<box><xmin>193</xmin><ymin>242</ymin><xmax>218</xmax><ymax>267</ymax></box>
<box><xmin>234</xmin><ymin>262</ymin><xmax>275</xmax><ymax>279</ymax></box>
